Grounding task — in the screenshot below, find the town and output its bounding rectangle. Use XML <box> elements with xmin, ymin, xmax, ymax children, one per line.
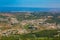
<box><xmin>0</xmin><ymin>12</ymin><xmax>60</xmax><ymax>40</ymax></box>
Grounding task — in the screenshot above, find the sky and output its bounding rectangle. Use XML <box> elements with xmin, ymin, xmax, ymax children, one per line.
<box><xmin>0</xmin><ymin>0</ymin><xmax>60</xmax><ymax>8</ymax></box>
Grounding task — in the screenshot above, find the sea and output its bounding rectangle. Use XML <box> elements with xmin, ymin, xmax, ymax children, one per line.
<box><xmin>0</xmin><ymin>7</ymin><xmax>60</xmax><ymax>12</ymax></box>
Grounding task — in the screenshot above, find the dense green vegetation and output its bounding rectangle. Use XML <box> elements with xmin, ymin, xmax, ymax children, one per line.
<box><xmin>1</xmin><ymin>30</ymin><xmax>60</xmax><ymax>40</ymax></box>
<box><xmin>45</xmin><ymin>17</ymin><xmax>60</xmax><ymax>23</ymax></box>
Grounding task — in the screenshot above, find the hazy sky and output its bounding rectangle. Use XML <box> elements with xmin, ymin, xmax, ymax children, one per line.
<box><xmin>0</xmin><ymin>0</ymin><xmax>60</xmax><ymax>8</ymax></box>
